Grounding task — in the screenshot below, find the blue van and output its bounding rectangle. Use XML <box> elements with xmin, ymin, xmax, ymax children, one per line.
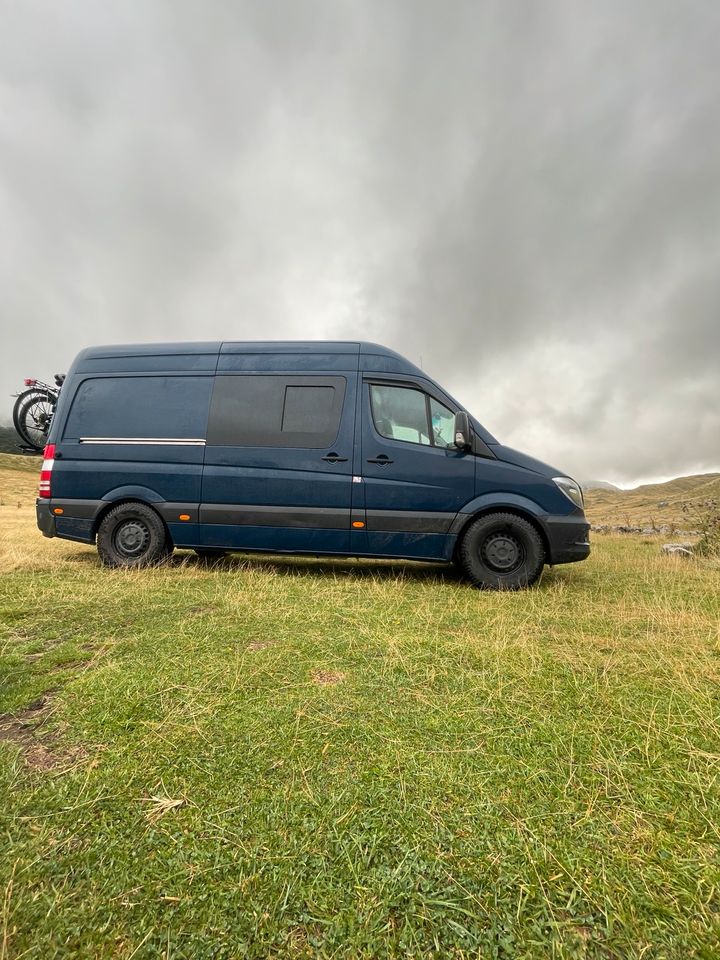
<box><xmin>36</xmin><ymin>341</ymin><xmax>589</xmax><ymax>589</ymax></box>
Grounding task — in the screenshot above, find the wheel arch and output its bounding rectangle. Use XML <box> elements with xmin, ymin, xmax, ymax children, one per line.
<box><xmin>92</xmin><ymin>496</ymin><xmax>174</xmax><ymax>547</ymax></box>
<box><xmin>451</xmin><ymin>504</ymin><xmax>550</xmax><ymax>564</ymax></box>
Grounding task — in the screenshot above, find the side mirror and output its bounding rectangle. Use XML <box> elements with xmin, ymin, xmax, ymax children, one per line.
<box><xmin>453</xmin><ymin>411</ymin><xmax>472</xmax><ymax>451</ymax></box>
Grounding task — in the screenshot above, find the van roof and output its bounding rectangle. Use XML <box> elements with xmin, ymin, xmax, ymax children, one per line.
<box><xmin>76</xmin><ymin>341</ymin><xmax>424</xmax><ymax>375</ymax></box>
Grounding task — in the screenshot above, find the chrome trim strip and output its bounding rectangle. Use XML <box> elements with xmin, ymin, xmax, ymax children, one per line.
<box><xmin>79</xmin><ymin>438</ymin><xmax>206</xmax><ymax>445</ymax></box>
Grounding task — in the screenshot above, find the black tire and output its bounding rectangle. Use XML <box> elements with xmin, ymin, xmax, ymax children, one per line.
<box><xmin>15</xmin><ymin>391</ymin><xmax>56</xmax><ymax>450</ymax></box>
<box><xmin>96</xmin><ymin>502</ymin><xmax>171</xmax><ymax>568</ymax></box>
<box><xmin>458</xmin><ymin>512</ymin><xmax>545</xmax><ymax>590</ymax></box>
<box><xmin>193</xmin><ymin>549</ymin><xmax>229</xmax><ymax>561</ymax></box>
<box><xmin>12</xmin><ymin>389</ymin><xmax>41</xmax><ymax>435</ymax></box>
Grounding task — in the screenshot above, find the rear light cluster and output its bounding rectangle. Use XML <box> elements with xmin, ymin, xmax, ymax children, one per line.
<box><xmin>38</xmin><ymin>444</ymin><xmax>55</xmax><ymax>498</ymax></box>
<box><xmin>24</xmin><ymin>378</ymin><xmax>37</xmax><ymax>386</ymax></box>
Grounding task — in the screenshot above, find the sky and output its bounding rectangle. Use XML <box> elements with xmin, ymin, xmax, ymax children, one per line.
<box><xmin>1</xmin><ymin>0</ymin><xmax>719</xmax><ymax>486</ymax></box>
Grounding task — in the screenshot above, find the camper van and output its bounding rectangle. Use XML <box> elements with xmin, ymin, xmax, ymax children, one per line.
<box><xmin>36</xmin><ymin>341</ymin><xmax>589</xmax><ymax>589</ymax></box>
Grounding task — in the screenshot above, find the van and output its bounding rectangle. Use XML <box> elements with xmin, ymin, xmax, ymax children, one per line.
<box><xmin>36</xmin><ymin>341</ymin><xmax>589</xmax><ymax>589</ymax></box>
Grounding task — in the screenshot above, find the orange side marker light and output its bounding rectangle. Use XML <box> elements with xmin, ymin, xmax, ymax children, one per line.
<box><xmin>352</xmin><ymin>521</ymin><xmax>365</xmax><ymax>528</ymax></box>
<box><xmin>178</xmin><ymin>514</ymin><xmax>191</xmax><ymax>521</ymax></box>
<box><xmin>53</xmin><ymin>508</ymin><xmax>64</xmax><ymax>515</ymax></box>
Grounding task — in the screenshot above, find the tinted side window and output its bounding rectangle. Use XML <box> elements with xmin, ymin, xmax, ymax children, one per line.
<box><xmin>282</xmin><ymin>386</ymin><xmax>335</xmax><ymax>433</ymax></box>
<box><xmin>63</xmin><ymin>376</ymin><xmax>213</xmax><ymax>440</ymax></box>
<box><xmin>207</xmin><ymin>376</ymin><xmax>346</xmax><ymax>448</ymax></box>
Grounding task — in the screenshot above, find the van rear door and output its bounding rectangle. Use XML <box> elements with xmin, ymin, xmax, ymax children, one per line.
<box><xmin>200</xmin><ymin>372</ymin><xmax>356</xmax><ymax>554</ymax></box>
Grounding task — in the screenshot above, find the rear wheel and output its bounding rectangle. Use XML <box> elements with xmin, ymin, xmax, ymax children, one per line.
<box><xmin>458</xmin><ymin>512</ymin><xmax>545</xmax><ymax>590</ymax></box>
<box><xmin>97</xmin><ymin>502</ymin><xmax>171</xmax><ymax>568</ymax></box>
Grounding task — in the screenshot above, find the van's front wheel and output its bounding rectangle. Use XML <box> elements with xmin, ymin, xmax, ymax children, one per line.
<box><xmin>97</xmin><ymin>503</ymin><xmax>171</xmax><ymax>568</ymax></box>
<box><xmin>458</xmin><ymin>512</ymin><xmax>545</xmax><ymax>590</ymax></box>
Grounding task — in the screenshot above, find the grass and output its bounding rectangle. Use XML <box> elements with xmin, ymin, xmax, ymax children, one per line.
<box><xmin>1</xmin><ymin>461</ymin><xmax>720</xmax><ymax>957</ymax></box>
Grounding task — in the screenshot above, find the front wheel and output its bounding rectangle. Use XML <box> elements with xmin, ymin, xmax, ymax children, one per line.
<box><xmin>97</xmin><ymin>502</ymin><xmax>172</xmax><ymax>568</ymax></box>
<box><xmin>458</xmin><ymin>512</ymin><xmax>545</xmax><ymax>590</ymax></box>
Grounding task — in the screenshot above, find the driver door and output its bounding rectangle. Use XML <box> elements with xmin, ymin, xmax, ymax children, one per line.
<box><xmin>360</xmin><ymin>379</ymin><xmax>475</xmax><ymax>559</ymax></box>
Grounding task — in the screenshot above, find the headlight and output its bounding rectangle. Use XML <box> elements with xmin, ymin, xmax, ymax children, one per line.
<box><xmin>553</xmin><ymin>476</ymin><xmax>584</xmax><ymax>509</ymax></box>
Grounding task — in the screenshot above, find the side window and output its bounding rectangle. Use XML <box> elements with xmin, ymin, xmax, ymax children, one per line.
<box><xmin>207</xmin><ymin>376</ymin><xmax>346</xmax><ymax>448</ymax></box>
<box><xmin>369</xmin><ymin>384</ymin><xmax>456</xmax><ymax>448</ymax></box>
<box><xmin>369</xmin><ymin>384</ymin><xmax>431</xmax><ymax>445</ymax></box>
<box><xmin>282</xmin><ymin>386</ymin><xmax>336</xmax><ymax>434</ymax></box>
<box><xmin>63</xmin><ymin>376</ymin><xmax>213</xmax><ymax>440</ymax></box>
<box><xmin>429</xmin><ymin>397</ymin><xmax>455</xmax><ymax>447</ymax></box>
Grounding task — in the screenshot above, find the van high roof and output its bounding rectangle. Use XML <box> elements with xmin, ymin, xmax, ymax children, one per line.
<box><xmin>75</xmin><ymin>341</ymin><xmax>424</xmax><ymax>376</ymax></box>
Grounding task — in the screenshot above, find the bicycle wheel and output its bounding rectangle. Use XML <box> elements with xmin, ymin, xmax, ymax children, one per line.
<box><xmin>16</xmin><ymin>391</ymin><xmax>56</xmax><ymax>450</ymax></box>
<box><xmin>12</xmin><ymin>388</ymin><xmax>46</xmax><ymax>439</ymax></box>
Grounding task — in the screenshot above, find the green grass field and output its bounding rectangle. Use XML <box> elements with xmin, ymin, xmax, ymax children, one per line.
<box><xmin>1</xmin><ymin>457</ymin><xmax>720</xmax><ymax>958</ymax></box>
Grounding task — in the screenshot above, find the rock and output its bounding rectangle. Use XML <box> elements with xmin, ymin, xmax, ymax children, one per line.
<box><xmin>662</xmin><ymin>543</ymin><xmax>694</xmax><ymax>557</ymax></box>
<box><xmin>657</xmin><ymin>500</ymin><xmax>669</xmax><ymax>507</ymax></box>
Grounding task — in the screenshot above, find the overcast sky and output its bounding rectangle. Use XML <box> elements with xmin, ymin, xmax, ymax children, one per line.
<box><xmin>1</xmin><ymin>0</ymin><xmax>718</xmax><ymax>485</ymax></box>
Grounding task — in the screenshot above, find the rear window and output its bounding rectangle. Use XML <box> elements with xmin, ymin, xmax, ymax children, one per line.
<box><xmin>207</xmin><ymin>376</ymin><xmax>346</xmax><ymax>447</ymax></box>
<box><xmin>63</xmin><ymin>376</ymin><xmax>213</xmax><ymax>440</ymax></box>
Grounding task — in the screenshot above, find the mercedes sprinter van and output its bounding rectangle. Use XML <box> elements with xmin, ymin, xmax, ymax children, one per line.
<box><xmin>36</xmin><ymin>341</ymin><xmax>590</xmax><ymax>589</ymax></box>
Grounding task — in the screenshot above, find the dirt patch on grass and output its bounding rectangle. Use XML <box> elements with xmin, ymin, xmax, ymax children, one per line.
<box><xmin>247</xmin><ymin>641</ymin><xmax>274</xmax><ymax>651</ymax></box>
<box><xmin>0</xmin><ymin>695</ymin><xmax>85</xmax><ymax>771</ymax></box>
<box><xmin>311</xmin><ymin>670</ymin><xmax>345</xmax><ymax>685</ymax></box>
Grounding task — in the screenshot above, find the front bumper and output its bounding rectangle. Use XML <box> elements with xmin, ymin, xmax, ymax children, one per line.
<box><xmin>543</xmin><ymin>513</ymin><xmax>591</xmax><ymax>565</ymax></box>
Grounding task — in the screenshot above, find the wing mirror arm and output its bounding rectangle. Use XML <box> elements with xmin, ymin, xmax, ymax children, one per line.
<box><xmin>452</xmin><ymin>411</ymin><xmax>472</xmax><ymax>451</ymax></box>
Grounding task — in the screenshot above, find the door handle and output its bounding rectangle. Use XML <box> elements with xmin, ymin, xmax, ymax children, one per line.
<box><xmin>367</xmin><ymin>455</ymin><xmax>394</xmax><ymax>465</ymax></box>
<box><xmin>322</xmin><ymin>453</ymin><xmax>348</xmax><ymax>463</ymax></box>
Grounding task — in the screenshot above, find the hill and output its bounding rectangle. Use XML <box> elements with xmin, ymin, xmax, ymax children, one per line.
<box><xmin>584</xmin><ymin>473</ymin><xmax>720</xmax><ymax>528</ymax></box>
<box><xmin>580</xmin><ymin>479</ymin><xmax>620</xmax><ymax>492</ymax></box>
<box><xmin>0</xmin><ymin>425</ymin><xmax>25</xmax><ymax>454</ymax></box>
<box><xmin>0</xmin><ymin>453</ymin><xmax>41</xmax><ymax>507</ymax></box>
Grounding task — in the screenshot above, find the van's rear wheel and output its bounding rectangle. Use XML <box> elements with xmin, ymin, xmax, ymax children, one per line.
<box><xmin>458</xmin><ymin>512</ymin><xmax>545</xmax><ymax>590</ymax></box>
<box><xmin>97</xmin><ymin>503</ymin><xmax>171</xmax><ymax>568</ymax></box>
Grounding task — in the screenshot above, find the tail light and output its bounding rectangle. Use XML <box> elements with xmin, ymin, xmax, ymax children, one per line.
<box><xmin>38</xmin><ymin>444</ymin><xmax>55</xmax><ymax>498</ymax></box>
<box><xmin>24</xmin><ymin>378</ymin><xmax>37</xmax><ymax>386</ymax></box>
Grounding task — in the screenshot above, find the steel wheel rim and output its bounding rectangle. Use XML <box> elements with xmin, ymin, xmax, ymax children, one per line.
<box><xmin>481</xmin><ymin>531</ymin><xmax>524</xmax><ymax>573</ymax></box>
<box><xmin>114</xmin><ymin>519</ymin><xmax>151</xmax><ymax>559</ymax></box>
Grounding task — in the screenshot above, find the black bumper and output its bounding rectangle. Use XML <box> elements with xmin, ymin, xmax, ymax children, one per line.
<box><xmin>543</xmin><ymin>513</ymin><xmax>591</xmax><ymax>565</ymax></box>
<box><xmin>36</xmin><ymin>499</ymin><xmax>96</xmax><ymax>543</ymax></box>
<box><xmin>36</xmin><ymin>499</ymin><xmax>56</xmax><ymax>538</ymax></box>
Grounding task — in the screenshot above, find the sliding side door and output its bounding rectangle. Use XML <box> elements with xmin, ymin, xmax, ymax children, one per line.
<box><xmin>200</xmin><ymin>373</ymin><xmax>355</xmax><ymax>554</ymax></box>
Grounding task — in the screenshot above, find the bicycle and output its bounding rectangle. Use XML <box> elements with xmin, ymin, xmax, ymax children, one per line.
<box><xmin>12</xmin><ymin>374</ymin><xmax>65</xmax><ymax>452</ymax></box>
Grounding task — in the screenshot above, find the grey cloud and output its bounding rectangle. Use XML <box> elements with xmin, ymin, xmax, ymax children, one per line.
<box><xmin>1</xmin><ymin>0</ymin><xmax>718</xmax><ymax>483</ymax></box>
